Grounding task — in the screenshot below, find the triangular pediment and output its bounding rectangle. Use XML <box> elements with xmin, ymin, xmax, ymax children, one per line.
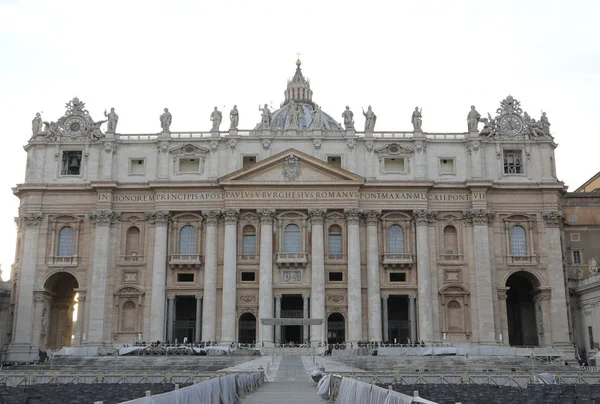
<box><xmin>219</xmin><ymin>148</ymin><xmax>364</xmax><ymax>185</ymax></box>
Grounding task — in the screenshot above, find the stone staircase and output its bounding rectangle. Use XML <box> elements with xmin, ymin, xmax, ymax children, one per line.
<box><xmin>259</xmin><ymin>346</ymin><xmax>326</xmax><ymax>356</ymax></box>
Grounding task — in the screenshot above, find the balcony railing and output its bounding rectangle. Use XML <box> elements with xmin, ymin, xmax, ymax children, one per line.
<box><xmin>238</xmin><ymin>254</ymin><xmax>258</xmax><ymax>262</ymax></box>
<box><xmin>119</xmin><ymin>255</ymin><xmax>145</xmax><ymax>265</ymax></box>
<box><xmin>382</xmin><ymin>253</ymin><xmax>414</xmax><ymax>268</ymax></box>
<box><xmin>276</xmin><ymin>252</ymin><xmax>308</xmax><ymax>268</ymax></box>
<box><xmin>48</xmin><ymin>256</ymin><xmax>78</xmax><ymax>267</ymax></box>
<box><xmin>325</xmin><ymin>253</ymin><xmax>347</xmax><ymax>263</ymax></box>
<box><xmin>169</xmin><ymin>254</ymin><xmax>203</xmax><ymax>268</ymax></box>
<box><xmin>508</xmin><ymin>255</ymin><xmax>537</xmax><ymax>265</ymax></box>
<box><xmin>439</xmin><ymin>254</ymin><xmax>464</xmax><ymax>263</ymax></box>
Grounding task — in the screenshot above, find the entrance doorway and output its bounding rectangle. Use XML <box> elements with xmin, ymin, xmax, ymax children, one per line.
<box><xmin>387</xmin><ymin>295</ymin><xmax>410</xmax><ymax>343</ymax></box>
<box><xmin>506</xmin><ymin>271</ymin><xmax>539</xmax><ymax>346</ymax></box>
<box><xmin>327</xmin><ymin>313</ymin><xmax>345</xmax><ymax>344</ymax></box>
<box><xmin>174</xmin><ymin>296</ymin><xmax>196</xmax><ymax>343</ymax></box>
<box><xmin>43</xmin><ymin>272</ymin><xmax>78</xmax><ymax>348</ymax></box>
<box><xmin>238</xmin><ymin>313</ymin><xmax>257</xmax><ymax>344</ymax></box>
<box><xmin>281</xmin><ymin>295</ymin><xmax>303</xmax><ymax>343</ymax></box>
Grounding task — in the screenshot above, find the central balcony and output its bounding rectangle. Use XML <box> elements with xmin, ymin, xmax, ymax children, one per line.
<box><xmin>276</xmin><ymin>252</ymin><xmax>308</xmax><ymax>268</ymax></box>
<box><xmin>382</xmin><ymin>253</ymin><xmax>414</xmax><ymax>268</ymax></box>
<box><xmin>119</xmin><ymin>255</ymin><xmax>145</xmax><ymax>265</ymax></box>
<box><xmin>508</xmin><ymin>255</ymin><xmax>537</xmax><ymax>265</ymax></box>
<box><xmin>169</xmin><ymin>254</ymin><xmax>203</xmax><ymax>269</ymax></box>
<box><xmin>47</xmin><ymin>256</ymin><xmax>78</xmax><ymax>267</ymax></box>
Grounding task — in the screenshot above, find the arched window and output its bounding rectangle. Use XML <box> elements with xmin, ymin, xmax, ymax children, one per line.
<box><xmin>57</xmin><ymin>226</ymin><xmax>75</xmax><ymax>256</ymax></box>
<box><xmin>179</xmin><ymin>225</ymin><xmax>197</xmax><ymax>254</ymax></box>
<box><xmin>387</xmin><ymin>225</ymin><xmax>404</xmax><ymax>254</ymax></box>
<box><xmin>284</xmin><ymin>224</ymin><xmax>301</xmax><ymax>253</ymax></box>
<box><xmin>511</xmin><ymin>225</ymin><xmax>527</xmax><ymax>256</ymax></box>
<box><xmin>121</xmin><ymin>301</ymin><xmax>136</xmax><ymax>331</ymax></box>
<box><xmin>242</xmin><ymin>225</ymin><xmax>256</xmax><ymax>255</ymax></box>
<box><xmin>125</xmin><ymin>226</ymin><xmax>140</xmax><ymax>256</ymax></box>
<box><xmin>443</xmin><ymin>225</ymin><xmax>458</xmax><ymax>255</ymax></box>
<box><xmin>328</xmin><ymin>225</ymin><xmax>342</xmax><ymax>254</ymax></box>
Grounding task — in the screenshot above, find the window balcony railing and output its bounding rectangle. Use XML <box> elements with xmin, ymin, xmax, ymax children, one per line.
<box><xmin>439</xmin><ymin>254</ymin><xmax>464</xmax><ymax>263</ymax></box>
<box><xmin>276</xmin><ymin>252</ymin><xmax>308</xmax><ymax>268</ymax></box>
<box><xmin>325</xmin><ymin>253</ymin><xmax>347</xmax><ymax>263</ymax></box>
<box><xmin>169</xmin><ymin>254</ymin><xmax>203</xmax><ymax>268</ymax></box>
<box><xmin>48</xmin><ymin>256</ymin><xmax>78</xmax><ymax>267</ymax></box>
<box><xmin>508</xmin><ymin>255</ymin><xmax>537</xmax><ymax>265</ymax></box>
<box><xmin>119</xmin><ymin>255</ymin><xmax>145</xmax><ymax>265</ymax></box>
<box><xmin>382</xmin><ymin>253</ymin><xmax>413</xmax><ymax>268</ymax></box>
<box><xmin>238</xmin><ymin>254</ymin><xmax>258</xmax><ymax>262</ymax></box>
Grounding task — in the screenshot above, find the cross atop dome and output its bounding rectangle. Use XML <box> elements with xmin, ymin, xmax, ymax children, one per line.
<box><xmin>285</xmin><ymin>58</ymin><xmax>313</xmax><ymax>106</ymax></box>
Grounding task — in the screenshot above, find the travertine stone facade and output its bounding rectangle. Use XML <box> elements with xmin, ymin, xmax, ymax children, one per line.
<box><xmin>5</xmin><ymin>61</ymin><xmax>572</xmax><ymax>361</ymax></box>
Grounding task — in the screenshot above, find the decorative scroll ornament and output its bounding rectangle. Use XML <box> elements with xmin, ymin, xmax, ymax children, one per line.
<box><xmin>203</xmin><ymin>210</ymin><xmax>220</xmax><ymax>226</ymax></box>
<box><xmin>463</xmin><ymin>209</ymin><xmax>494</xmax><ymax>225</ymax></box>
<box><xmin>257</xmin><ymin>208</ymin><xmax>275</xmax><ymax>224</ymax></box>
<box><xmin>145</xmin><ymin>211</ymin><xmax>170</xmax><ymax>226</ymax></box>
<box><xmin>412</xmin><ymin>209</ymin><xmax>437</xmax><ymax>224</ymax></box>
<box><xmin>104</xmin><ymin>142</ymin><xmax>118</xmax><ymax>154</ymax></box>
<box><xmin>23</xmin><ymin>213</ymin><xmax>43</xmax><ymax>227</ymax></box>
<box><xmin>282</xmin><ymin>155</ymin><xmax>301</xmax><ymax>181</ymax></box>
<box><xmin>90</xmin><ymin>210</ymin><xmax>120</xmax><ymax>226</ymax></box>
<box><xmin>344</xmin><ymin>208</ymin><xmax>361</xmax><ymax>225</ymax></box>
<box><xmin>262</xmin><ymin>139</ymin><xmax>271</xmax><ymax>150</ymax></box>
<box><xmin>308</xmin><ymin>208</ymin><xmax>326</xmax><ymax>225</ymax></box>
<box><xmin>222</xmin><ymin>208</ymin><xmax>239</xmax><ymax>224</ymax></box>
<box><xmin>363</xmin><ymin>210</ymin><xmax>380</xmax><ymax>225</ymax></box>
<box><xmin>365</xmin><ymin>140</ymin><xmax>374</xmax><ymax>152</ymax></box>
<box><xmin>542</xmin><ymin>211</ymin><xmax>562</xmax><ymax>227</ymax></box>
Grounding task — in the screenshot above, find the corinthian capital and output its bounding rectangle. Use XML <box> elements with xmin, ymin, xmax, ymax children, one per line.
<box><xmin>308</xmin><ymin>208</ymin><xmax>326</xmax><ymax>225</ymax></box>
<box><xmin>463</xmin><ymin>209</ymin><xmax>494</xmax><ymax>225</ymax></box>
<box><xmin>542</xmin><ymin>211</ymin><xmax>562</xmax><ymax>227</ymax></box>
<box><xmin>145</xmin><ymin>211</ymin><xmax>170</xmax><ymax>226</ymax></box>
<box><xmin>90</xmin><ymin>210</ymin><xmax>120</xmax><ymax>227</ymax></box>
<box><xmin>203</xmin><ymin>210</ymin><xmax>220</xmax><ymax>226</ymax></box>
<box><xmin>363</xmin><ymin>210</ymin><xmax>380</xmax><ymax>226</ymax></box>
<box><xmin>412</xmin><ymin>209</ymin><xmax>437</xmax><ymax>225</ymax></box>
<box><xmin>222</xmin><ymin>208</ymin><xmax>239</xmax><ymax>225</ymax></box>
<box><xmin>257</xmin><ymin>208</ymin><xmax>276</xmax><ymax>224</ymax></box>
<box><xmin>344</xmin><ymin>208</ymin><xmax>361</xmax><ymax>225</ymax></box>
<box><xmin>23</xmin><ymin>213</ymin><xmax>43</xmax><ymax>227</ymax></box>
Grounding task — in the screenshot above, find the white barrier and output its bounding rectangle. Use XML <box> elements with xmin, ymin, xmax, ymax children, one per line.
<box><xmin>332</xmin><ymin>376</ymin><xmax>438</xmax><ymax>404</ymax></box>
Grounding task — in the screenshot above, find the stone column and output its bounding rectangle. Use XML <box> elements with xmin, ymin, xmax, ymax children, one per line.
<box><xmin>221</xmin><ymin>209</ymin><xmax>239</xmax><ymax>344</ymax></box>
<box><xmin>497</xmin><ymin>287</ymin><xmax>509</xmax><ymax>344</ymax></box>
<box><xmin>365</xmin><ymin>210</ymin><xmax>382</xmax><ymax>342</ymax></box>
<box><xmin>381</xmin><ymin>295</ymin><xmax>389</xmax><ymax>342</ymax></box>
<box><xmin>464</xmin><ymin>209</ymin><xmax>496</xmax><ymax>344</ymax></box>
<box><xmin>275</xmin><ymin>294</ymin><xmax>282</xmax><ymax>345</ymax></box>
<box><xmin>303</xmin><ymin>294</ymin><xmax>310</xmax><ymax>344</ymax></box>
<box><xmin>87</xmin><ymin>210</ymin><xmax>120</xmax><ymax>345</ymax></box>
<box><xmin>413</xmin><ymin>210</ymin><xmax>434</xmax><ymax>343</ymax></box>
<box><xmin>73</xmin><ymin>292</ymin><xmax>86</xmax><ymax>346</ymax></box>
<box><xmin>147</xmin><ymin>211</ymin><xmax>169</xmax><ymax>342</ymax></box>
<box><xmin>202</xmin><ymin>211</ymin><xmax>220</xmax><ymax>342</ymax></box>
<box><xmin>166</xmin><ymin>296</ymin><xmax>175</xmax><ymax>342</ymax></box>
<box><xmin>408</xmin><ymin>294</ymin><xmax>417</xmax><ymax>344</ymax></box>
<box><xmin>308</xmin><ymin>208</ymin><xmax>326</xmax><ymax>345</ymax></box>
<box><xmin>258</xmin><ymin>209</ymin><xmax>275</xmax><ymax>346</ymax></box>
<box><xmin>542</xmin><ymin>212</ymin><xmax>570</xmax><ymax>345</ymax></box>
<box><xmin>9</xmin><ymin>213</ymin><xmax>43</xmax><ymax>361</ymax></box>
<box><xmin>345</xmin><ymin>208</ymin><xmax>362</xmax><ymax>343</ymax></box>
<box><xmin>195</xmin><ymin>295</ymin><xmax>202</xmax><ymax>343</ymax></box>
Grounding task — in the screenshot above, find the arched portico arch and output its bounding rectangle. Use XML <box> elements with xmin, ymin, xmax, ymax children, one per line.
<box><xmin>506</xmin><ymin>271</ymin><xmax>540</xmax><ymax>346</ymax></box>
<box><xmin>238</xmin><ymin>313</ymin><xmax>257</xmax><ymax>344</ymax></box>
<box><xmin>43</xmin><ymin>272</ymin><xmax>79</xmax><ymax>348</ymax></box>
<box><xmin>327</xmin><ymin>313</ymin><xmax>345</xmax><ymax>344</ymax></box>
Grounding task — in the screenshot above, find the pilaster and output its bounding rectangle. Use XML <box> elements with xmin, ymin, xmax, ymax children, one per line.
<box><xmin>381</xmin><ymin>295</ymin><xmax>389</xmax><ymax>342</ymax></box>
<box><xmin>413</xmin><ymin>209</ymin><xmax>435</xmax><ymax>342</ymax></box>
<box><xmin>146</xmin><ymin>210</ymin><xmax>170</xmax><ymax>342</ymax></box>
<box><xmin>274</xmin><ymin>294</ymin><xmax>282</xmax><ymax>345</ymax></box>
<box><xmin>195</xmin><ymin>295</ymin><xmax>203</xmax><ymax>343</ymax></box>
<box><xmin>302</xmin><ymin>293</ymin><xmax>310</xmax><ymax>344</ymax></box>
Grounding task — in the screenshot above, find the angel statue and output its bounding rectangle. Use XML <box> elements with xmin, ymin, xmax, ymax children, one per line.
<box><xmin>479</xmin><ymin>113</ymin><xmax>495</xmax><ymax>137</ymax></box>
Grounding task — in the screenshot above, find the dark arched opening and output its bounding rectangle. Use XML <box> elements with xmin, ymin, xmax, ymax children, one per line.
<box><xmin>506</xmin><ymin>271</ymin><xmax>539</xmax><ymax>346</ymax></box>
<box><xmin>327</xmin><ymin>313</ymin><xmax>345</xmax><ymax>344</ymax></box>
<box><xmin>238</xmin><ymin>313</ymin><xmax>256</xmax><ymax>344</ymax></box>
<box><xmin>43</xmin><ymin>272</ymin><xmax>79</xmax><ymax>348</ymax></box>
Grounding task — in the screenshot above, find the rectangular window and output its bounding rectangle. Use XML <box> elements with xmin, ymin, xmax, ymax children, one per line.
<box><xmin>177</xmin><ymin>273</ymin><xmax>194</xmax><ymax>282</ymax></box>
<box><xmin>570</xmin><ymin>233</ymin><xmax>580</xmax><ymax>242</ymax></box>
<box><xmin>242</xmin><ymin>235</ymin><xmax>256</xmax><ymax>255</ymax></box>
<box><xmin>389</xmin><ymin>272</ymin><xmax>407</xmax><ymax>282</ymax></box>
<box><xmin>568</xmin><ymin>215</ymin><xmax>577</xmax><ymax>223</ymax></box>
<box><xmin>327</xmin><ymin>156</ymin><xmax>342</xmax><ymax>168</ymax></box>
<box><xmin>439</xmin><ymin>158</ymin><xmax>455</xmax><ymax>175</ymax></box>
<box><xmin>503</xmin><ymin>150</ymin><xmax>523</xmax><ymax>174</ymax></box>
<box><xmin>243</xmin><ymin>155</ymin><xmax>257</xmax><ymax>170</ymax></box>
<box><xmin>329</xmin><ymin>272</ymin><xmax>343</xmax><ymax>282</ymax></box>
<box><xmin>129</xmin><ymin>159</ymin><xmax>146</xmax><ymax>175</ymax></box>
<box><xmin>573</xmin><ymin>250</ymin><xmax>582</xmax><ymax>265</ymax></box>
<box><xmin>384</xmin><ymin>157</ymin><xmax>406</xmax><ymax>173</ymax></box>
<box><xmin>241</xmin><ymin>272</ymin><xmax>256</xmax><ymax>282</ymax></box>
<box><xmin>61</xmin><ymin>151</ymin><xmax>82</xmax><ymax>176</ymax></box>
<box><xmin>179</xmin><ymin>158</ymin><xmax>200</xmax><ymax>173</ymax></box>
<box><xmin>328</xmin><ymin>234</ymin><xmax>342</xmax><ymax>254</ymax></box>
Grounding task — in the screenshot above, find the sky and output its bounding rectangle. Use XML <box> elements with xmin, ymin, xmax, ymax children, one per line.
<box><xmin>0</xmin><ymin>0</ymin><xmax>599</xmax><ymax>280</ymax></box>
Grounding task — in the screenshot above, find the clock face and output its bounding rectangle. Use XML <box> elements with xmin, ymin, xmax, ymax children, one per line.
<box><xmin>500</xmin><ymin>115</ymin><xmax>523</xmax><ymax>135</ymax></box>
<box><xmin>64</xmin><ymin>116</ymin><xmax>86</xmax><ymax>136</ymax></box>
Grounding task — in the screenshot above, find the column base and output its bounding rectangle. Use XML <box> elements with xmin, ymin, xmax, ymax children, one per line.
<box><xmin>7</xmin><ymin>343</ymin><xmax>40</xmax><ymax>362</ymax></box>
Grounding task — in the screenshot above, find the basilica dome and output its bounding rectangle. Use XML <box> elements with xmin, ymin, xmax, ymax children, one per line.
<box><xmin>254</xmin><ymin>60</ymin><xmax>343</xmax><ymax>132</ymax></box>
